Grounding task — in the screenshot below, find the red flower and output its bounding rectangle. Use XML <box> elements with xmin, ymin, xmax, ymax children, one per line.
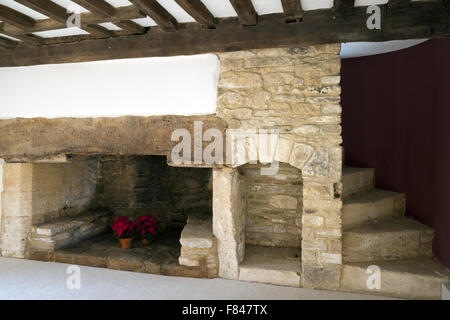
<box><xmin>136</xmin><ymin>215</ymin><xmax>159</xmax><ymax>241</ymax></box>
<box><xmin>111</xmin><ymin>216</ymin><xmax>135</xmax><ymax>239</ymax></box>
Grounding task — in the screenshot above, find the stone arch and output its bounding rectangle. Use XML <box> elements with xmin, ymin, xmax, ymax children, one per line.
<box><xmin>213</xmin><ymin>134</ymin><xmax>343</xmax><ymax>289</ymax></box>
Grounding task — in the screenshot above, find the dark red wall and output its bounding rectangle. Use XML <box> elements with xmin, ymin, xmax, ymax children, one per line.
<box><xmin>341</xmin><ymin>39</ymin><xmax>450</xmax><ymax>269</ymax></box>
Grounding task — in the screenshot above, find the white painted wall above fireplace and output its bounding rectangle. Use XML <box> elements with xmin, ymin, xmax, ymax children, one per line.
<box><xmin>0</xmin><ymin>53</ymin><xmax>219</xmax><ymax>119</ymax></box>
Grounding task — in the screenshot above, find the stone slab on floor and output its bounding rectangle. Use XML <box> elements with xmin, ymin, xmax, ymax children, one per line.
<box><xmin>48</xmin><ymin>231</ymin><xmax>214</xmax><ymax>279</ymax></box>
<box><xmin>340</xmin><ymin>258</ymin><xmax>450</xmax><ymax>300</ymax></box>
<box><xmin>28</xmin><ymin>209</ymin><xmax>112</xmax><ymax>255</ymax></box>
<box><xmin>239</xmin><ymin>245</ymin><xmax>301</xmax><ymax>287</ymax></box>
<box><xmin>180</xmin><ymin>215</ymin><xmax>213</xmax><ymax>249</ymax></box>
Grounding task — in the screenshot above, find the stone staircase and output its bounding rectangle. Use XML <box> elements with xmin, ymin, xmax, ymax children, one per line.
<box><xmin>340</xmin><ymin>166</ymin><xmax>450</xmax><ymax>299</ymax></box>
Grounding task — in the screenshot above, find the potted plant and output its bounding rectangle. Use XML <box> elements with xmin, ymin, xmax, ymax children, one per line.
<box><xmin>111</xmin><ymin>216</ymin><xmax>135</xmax><ymax>249</ymax></box>
<box><xmin>136</xmin><ymin>215</ymin><xmax>158</xmax><ymax>245</ymax></box>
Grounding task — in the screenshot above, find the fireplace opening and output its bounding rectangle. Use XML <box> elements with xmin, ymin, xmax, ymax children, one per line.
<box><xmin>18</xmin><ymin>154</ymin><xmax>216</xmax><ymax>277</ymax></box>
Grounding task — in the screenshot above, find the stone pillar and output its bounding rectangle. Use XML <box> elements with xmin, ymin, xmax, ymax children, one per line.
<box><xmin>212</xmin><ymin>167</ymin><xmax>246</xmax><ymax>280</ymax></box>
<box><xmin>1</xmin><ymin>163</ymin><xmax>34</xmax><ymax>258</ymax></box>
<box><xmin>216</xmin><ymin>44</ymin><xmax>343</xmax><ymax>289</ymax></box>
<box><xmin>301</xmin><ymin>146</ymin><xmax>342</xmax><ymax>290</ymax></box>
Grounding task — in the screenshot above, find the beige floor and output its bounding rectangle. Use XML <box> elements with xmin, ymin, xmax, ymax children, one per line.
<box><xmin>0</xmin><ymin>257</ymin><xmax>396</xmax><ymax>300</ymax></box>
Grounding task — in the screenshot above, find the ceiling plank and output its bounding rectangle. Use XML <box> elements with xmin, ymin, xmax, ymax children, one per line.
<box><xmin>0</xmin><ymin>4</ymin><xmax>36</xmax><ymax>30</ymax></box>
<box><xmin>0</xmin><ymin>35</ymin><xmax>17</xmax><ymax>49</ymax></box>
<box><xmin>70</xmin><ymin>0</ymin><xmax>116</xmax><ymax>18</ymax></box>
<box><xmin>129</xmin><ymin>0</ymin><xmax>178</xmax><ymax>32</ymax></box>
<box><xmin>0</xmin><ymin>2</ymin><xmax>447</xmax><ymax>67</ymax></box>
<box><xmin>174</xmin><ymin>0</ymin><xmax>216</xmax><ymax>28</ymax></box>
<box><xmin>281</xmin><ymin>0</ymin><xmax>303</xmax><ymax>22</ymax></box>
<box><xmin>229</xmin><ymin>0</ymin><xmax>257</xmax><ymax>26</ymax></box>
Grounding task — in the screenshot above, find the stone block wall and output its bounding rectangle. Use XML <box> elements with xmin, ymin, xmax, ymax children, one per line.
<box><xmin>243</xmin><ymin>163</ymin><xmax>302</xmax><ymax>248</ymax></box>
<box><xmin>1</xmin><ymin>157</ymin><xmax>98</xmax><ymax>258</ymax></box>
<box><xmin>96</xmin><ymin>155</ymin><xmax>212</xmax><ymax>230</ymax></box>
<box><xmin>216</xmin><ymin>44</ymin><xmax>343</xmax><ymax>289</ymax></box>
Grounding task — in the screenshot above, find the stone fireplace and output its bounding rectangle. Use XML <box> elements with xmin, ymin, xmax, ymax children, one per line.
<box><xmin>0</xmin><ymin>44</ymin><xmax>344</xmax><ymax>291</ymax></box>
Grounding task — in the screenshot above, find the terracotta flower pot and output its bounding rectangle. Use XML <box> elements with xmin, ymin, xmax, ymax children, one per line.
<box><xmin>142</xmin><ymin>239</ymin><xmax>149</xmax><ymax>245</ymax></box>
<box><xmin>119</xmin><ymin>238</ymin><xmax>133</xmax><ymax>249</ymax></box>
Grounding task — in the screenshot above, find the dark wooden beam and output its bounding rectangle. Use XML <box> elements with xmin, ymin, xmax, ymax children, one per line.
<box><xmin>0</xmin><ymin>35</ymin><xmax>17</xmax><ymax>49</ymax></box>
<box><xmin>0</xmin><ymin>2</ymin><xmax>448</xmax><ymax>67</ymax></box>
<box><xmin>175</xmin><ymin>0</ymin><xmax>216</xmax><ymax>28</ymax></box>
<box><xmin>1</xmin><ymin>6</ymin><xmax>146</xmax><ymax>35</ymax></box>
<box><xmin>13</xmin><ymin>0</ymin><xmax>113</xmax><ymax>38</ymax></box>
<box><xmin>0</xmin><ymin>4</ymin><xmax>36</xmax><ymax>30</ymax></box>
<box><xmin>115</xmin><ymin>20</ymin><xmax>147</xmax><ymax>34</ymax></box>
<box><xmin>334</xmin><ymin>0</ymin><xmax>354</xmax><ymax>15</ymax></box>
<box><xmin>129</xmin><ymin>0</ymin><xmax>178</xmax><ymax>32</ymax></box>
<box><xmin>387</xmin><ymin>0</ymin><xmax>411</xmax><ymax>13</ymax></box>
<box><xmin>70</xmin><ymin>0</ymin><xmax>116</xmax><ymax>18</ymax></box>
<box><xmin>70</xmin><ymin>0</ymin><xmax>146</xmax><ymax>34</ymax></box>
<box><xmin>281</xmin><ymin>0</ymin><xmax>303</xmax><ymax>22</ymax></box>
<box><xmin>15</xmin><ymin>0</ymin><xmax>68</xmax><ymax>23</ymax></box>
<box><xmin>0</xmin><ymin>19</ymin><xmax>43</xmax><ymax>45</ymax></box>
<box><xmin>229</xmin><ymin>0</ymin><xmax>257</xmax><ymax>26</ymax></box>
<box><xmin>1</xmin><ymin>32</ymin><xmax>43</xmax><ymax>45</ymax></box>
<box><xmin>83</xmin><ymin>25</ymin><xmax>113</xmax><ymax>38</ymax></box>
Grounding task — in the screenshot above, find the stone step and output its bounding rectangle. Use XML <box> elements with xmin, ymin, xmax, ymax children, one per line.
<box><xmin>343</xmin><ymin>218</ymin><xmax>434</xmax><ymax>263</ymax></box>
<box><xmin>340</xmin><ymin>258</ymin><xmax>450</xmax><ymax>300</ymax></box>
<box><xmin>238</xmin><ymin>245</ymin><xmax>301</xmax><ymax>287</ymax></box>
<box><xmin>28</xmin><ymin>209</ymin><xmax>112</xmax><ymax>255</ymax></box>
<box><xmin>342</xmin><ymin>189</ymin><xmax>405</xmax><ymax>229</ymax></box>
<box><xmin>342</xmin><ymin>166</ymin><xmax>375</xmax><ymax>198</ymax></box>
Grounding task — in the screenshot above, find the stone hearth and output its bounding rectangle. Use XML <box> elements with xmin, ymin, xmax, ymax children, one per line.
<box><xmin>53</xmin><ymin>231</ymin><xmax>215</xmax><ymax>278</ymax></box>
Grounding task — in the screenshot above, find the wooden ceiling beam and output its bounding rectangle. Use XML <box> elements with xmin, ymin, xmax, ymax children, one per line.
<box><xmin>0</xmin><ymin>2</ymin><xmax>447</xmax><ymax>67</ymax></box>
<box><xmin>70</xmin><ymin>0</ymin><xmax>116</xmax><ymax>18</ymax></box>
<box><xmin>13</xmin><ymin>0</ymin><xmax>112</xmax><ymax>38</ymax></box>
<box><xmin>115</xmin><ymin>20</ymin><xmax>147</xmax><ymax>34</ymax></box>
<box><xmin>387</xmin><ymin>0</ymin><xmax>412</xmax><ymax>12</ymax></box>
<box><xmin>69</xmin><ymin>0</ymin><xmax>146</xmax><ymax>34</ymax></box>
<box><xmin>281</xmin><ymin>0</ymin><xmax>304</xmax><ymax>22</ymax></box>
<box><xmin>334</xmin><ymin>0</ymin><xmax>354</xmax><ymax>15</ymax></box>
<box><xmin>229</xmin><ymin>0</ymin><xmax>258</xmax><ymax>26</ymax></box>
<box><xmin>15</xmin><ymin>0</ymin><xmax>68</xmax><ymax>23</ymax></box>
<box><xmin>0</xmin><ymin>4</ymin><xmax>36</xmax><ymax>30</ymax></box>
<box><xmin>129</xmin><ymin>0</ymin><xmax>178</xmax><ymax>32</ymax></box>
<box><xmin>1</xmin><ymin>6</ymin><xmax>146</xmax><ymax>35</ymax></box>
<box><xmin>0</xmin><ymin>35</ymin><xmax>17</xmax><ymax>49</ymax></box>
<box><xmin>175</xmin><ymin>0</ymin><xmax>216</xmax><ymax>28</ymax></box>
<box><xmin>0</xmin><ymin>28</ymin><xmax>43</xmax><ymax>45</ymax></box>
